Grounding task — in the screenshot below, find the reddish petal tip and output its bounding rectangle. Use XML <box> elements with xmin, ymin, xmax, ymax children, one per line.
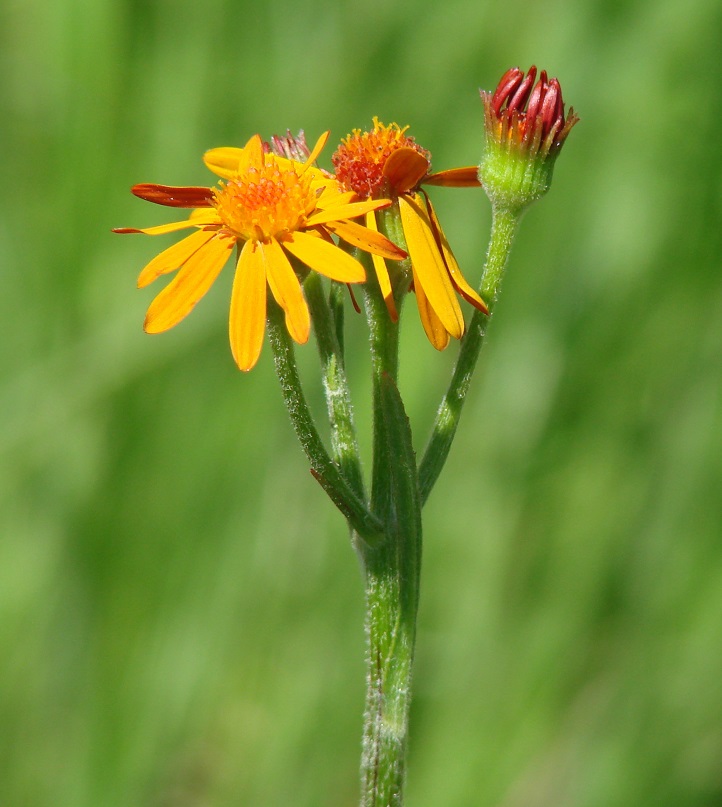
<box><xmin>131</xmin><ymin>183</ymin><xmax>214</xmax><ymax>208</ymax></box>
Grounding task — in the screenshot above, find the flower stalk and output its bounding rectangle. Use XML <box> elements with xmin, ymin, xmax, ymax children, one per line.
<box><xmin>304</xmin><ymin>270</ymin><xmax>366</xmax><ymax>500</ymax></box>
<box><xmin>266</xmin><ymin>295</ymin><xmax>383</xmax><ymax>542</ymax></box>
<box><xmin>419</xmin><ymin>205</ymin><xmax>520</xmax><ymax>503</ymax></box>
<box><xmin>357</xmin><ymin>263</ymin><xmax>422</xmax><ymax>807</ymax></box>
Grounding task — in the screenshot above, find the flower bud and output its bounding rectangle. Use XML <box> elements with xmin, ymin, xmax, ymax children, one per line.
<box><xmin>479</xmin><ymin>66</ymin><xmax>578</xmax><ymax>211</ymax></box>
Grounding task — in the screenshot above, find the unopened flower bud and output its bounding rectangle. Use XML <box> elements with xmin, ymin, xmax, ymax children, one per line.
<box><xmin>479</xmin><ymin>66</ymin><xmax>578</xmax><ymax>211</ymax></box>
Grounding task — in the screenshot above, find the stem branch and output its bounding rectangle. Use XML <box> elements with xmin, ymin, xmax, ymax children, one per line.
<box><xmin>266</xmin><ymin>296</ymin><xmax>382</xmax><ymax>540</ymax></box>
<box><xmin>418</xmin><ymin>206</ymin><xmax>520</xmax><ymax>504</ymax></box>
<box><xmin>305</xmin><ymin>272</ymin><xmax>367</xmax><ymax>500</ymax></box>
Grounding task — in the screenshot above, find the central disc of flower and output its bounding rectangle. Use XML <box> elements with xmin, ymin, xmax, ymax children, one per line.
<box><xmin>212</xmin><ymin>156</ymin><xmax>315</xmax><ymax>242</ymax></box>
<box><xmin>332</xmin><ymin>118</ymin><xmax>430</xmax><ymax>199</ymax></box>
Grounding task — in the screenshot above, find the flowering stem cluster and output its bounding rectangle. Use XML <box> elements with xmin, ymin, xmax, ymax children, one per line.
<box><xmin>117</xmin><ymin>66</ymin><xmax>576</xmax><ymax>807</ymax></box>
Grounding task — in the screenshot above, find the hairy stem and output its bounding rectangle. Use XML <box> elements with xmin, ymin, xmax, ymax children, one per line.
<box><xmin>358</xmin><ymin>264</ymin><xmax>421</xmax><ymax>807</ymax></box>
<box><xmin>305</xmin><ymin>272</ymin><xmax>366</xmax><ymax>500</ymax></box>
<box><xmin>418</xmin><ymin>206</ymin><xmax>520</xmax><ymax>504</ymax></box>
<box><xmin>266</xmin><ymin>295</ymin><xmax>382</xmax><ymax>540</ymax></box>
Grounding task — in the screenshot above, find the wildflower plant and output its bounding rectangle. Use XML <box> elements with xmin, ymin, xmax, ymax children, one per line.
<box><xmin>116</xmin><ymin>66</ymin><xmax>577</xmax><ymax>806</ymax></box>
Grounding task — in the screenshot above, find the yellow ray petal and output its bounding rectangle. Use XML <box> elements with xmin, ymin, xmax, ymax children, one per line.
<box><xmin>262</xmin><ymin>138</ymin><xmax>326</xmax><ymax>174</ymax></box>
<box><xmin>268</xmin><ymin>154</ymin><xmax>293</xmax><ymax>173</ymax></box>
<box><xmin>240</xmin><ymin>134</ymin><xmax>264</xmax><ymax>171</ymax></box>
<box><xmin>190</xmin><ymin>209</ymin><xmax>222</xmax><ymax>224</ymax></box>
<box><xmin>138</xmin><ymin>228</ymin><xmax>216</xmax><ymax>288</ymax></box>
<box><xmin>315</xmin><ymin>187</ymin><xmax>356</xmax><ymax>209</ymax></box>
<box><xmin>113</xmin><ymin>211</ymin><xmax>219</xmax><ymax>236</ymax></box>
<box><xmin>144</xmin><ymin>234</ymin><xmax>234</xmax><ymax>333</ymax></box>
<box><xmin>263</xmin><ymin>238</ymin><xmax>310</xmax><ymax>344</ymax></box>
<box><xmin>364</xmin><ymin>211</ymin><xmax>398</xmax><ymax>322</ymax></box>
<box><xmin>203</xmin><ymin>147</ymin><xmax>245</xmax><ymax>179</ymax></box>
<box><xmin>306</xmin><ymin>173</ymin><xmax>336</xmax><ymax>196</ymax></box>
<box><xmin>423</xmin><ymin>167</ymin><xmax>481</xmax><ymax>187</ymax></box>
<box><xmin>229</xmin><ymin>240</ymin><xmax>267</xmax><ymax>372</ymax></box>
<box><xmin>413</xmin><ymin>268</ymin><xmax>450</xmax><ymax>350</ymax></box>
<box><xmin>308</xmin><ymin>168</ymin><xmax>336</xmax><ymax>187</ymax></box>
<box><xmin>281</xmin><ymin>230</ymin><xmax>366</xmax><ymax>283</ymax></box>
<box><xmin>302</xmin><ymin>130</ymin><xmax>330</xmax><ymax>170</ymax></box>
<box><xmin>426</xmin><ymin>198</ymin><xmax>488</xmax><ymax>314</ymax></box>
<box><xmin>306</xmin><ymin>198</ymin><xmax>392</xmax><ymax>227</ymax></box>
<box><xmin>398</xmin><ymin>193</ymin><xmax>464</xmax><ymax>339</ymax></box>
<box><xmin>326</xmin><ymin>218</ymin><xmax>406</xmax><ymax>260</ymax></box>
<box><xmin>383</xmin><ymin>147</ymin><xmax>430</xmax><ymax>193</ymax></box>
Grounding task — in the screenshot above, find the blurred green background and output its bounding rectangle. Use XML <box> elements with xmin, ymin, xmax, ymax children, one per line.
<box><xmin>2</xmin><ymin>0</ymin><xmax>722</xmax><ymax>804</ymax></box>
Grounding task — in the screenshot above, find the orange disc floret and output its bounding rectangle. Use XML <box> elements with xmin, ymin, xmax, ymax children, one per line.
<box><xmin>212</xmin><ymin>158</ymin><xmax>316</xmax><ymax>242</ymax></box>
<box><xmin>332</xmin><ymin>117</ymin><xmax>431</xmax><ymax>199</ymax></box>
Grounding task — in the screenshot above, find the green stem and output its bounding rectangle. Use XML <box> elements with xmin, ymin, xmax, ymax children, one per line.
<box><xmin>266</xmin><ymin>295</ymin><xmax>382</xmax><ymax>541</ymax></box>
<box><xmin>357</xmin><ymin>265</ymin><xmax>422</xmax><ymax>807</ymax></box>
<box><xmin>304</xmin><ymin>272</ymin><xmax>366</xmax><ymax>500</ymax></box>
<box><xmin>363</xmin><ymin>268</ymin><xmax>400</xmax><ymax>517</ymax></box>
<box><xmin>328</xmin><ymin>280</ymin><xmax>347</xmax><ymax>360</ymax></box>
<box><xmin>418</xmin><ymin>205</ymin><xmax>521</xmax><ymax>504</ymax></box>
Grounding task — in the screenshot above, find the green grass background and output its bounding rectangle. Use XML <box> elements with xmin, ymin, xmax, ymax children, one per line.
<box><xmin>2</xmin><ymin>0</ymin><xmax>722</xmax><ymax>804</ymax></box>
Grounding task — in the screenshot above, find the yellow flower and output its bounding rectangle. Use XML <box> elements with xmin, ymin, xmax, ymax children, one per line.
<box><xmin>115</xmin><ymin>131</ymin><xmax>406</xmax><ymax>371</ymax></box>
<box><xmin>332</xmin><ymin>118</ymin><xmax>488</xmax><ymax>350</ymax></box>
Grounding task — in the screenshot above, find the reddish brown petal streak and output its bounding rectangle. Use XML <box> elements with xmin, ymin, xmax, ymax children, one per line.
<box><xmin>131</xmin><ymin>183</ymin><xmax>214</xmax><ymax>208</ymax></box>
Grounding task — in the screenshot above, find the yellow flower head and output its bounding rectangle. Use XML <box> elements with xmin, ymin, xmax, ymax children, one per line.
<box><xmin>332</xmin><ymin>119</ymin><xmax>488</xmax><ymax>349</ymax></box>
<box><xmin>115</xmin><ymin>132</ymin><xmax>406</xmax><ymax>371</ymax></box>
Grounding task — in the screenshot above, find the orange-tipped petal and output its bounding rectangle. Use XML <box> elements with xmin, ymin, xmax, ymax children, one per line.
<box><xmin>426</xmin><ymin>198</ymin><xmax>488</xmax><ymax>314</ymax></box>
<box><xmin>203</xmin><ymin>147</ymin><xmax>245</xmax><ymax>179</ymax></box>
<box><xmin>413</xmin><ymin>267</ymin><xmax>450</xmax><ymax>350</ymax></box>
<box><xmin>306</xmin><ymin>198</ymin><xmax>392</xmax><ymax>227</ymax></box>
<box><xmin>363</xmin><ymin>211</ymin><xmax>398</xmax><ymax>322</ymax></box>
<box><xmin>398</xmin><ymin>193</ymin><xmax>464</xmax><ymax>339</ymax></box>
<box><xmin>143</xmin><ymin>234</ymin><xmax>234</xmax><ymax>333</ymax></box>
<box><xmin>263</xmin><ymin>238</ymin><xmax>311</xmax><ymax>344</ymax></box>
<box><xmin>281</xmin><ymin>230</ymin><xmax>366</xmax><ymax>283</ymax></box>
<box><xmin>229</xmin><ymin>240</ymin><xmax>267</xmax><ymax>372</ymax></box>
<box><xmin>131</xmin><ymin>184</ymin><xmax>214</xmax><ymax>208</ymax></box>
<box><xmin>302</xmin><ymin>130</ymin><xmax>330</xmax><ymax>170</ymax></box>
<box><xmin>137</xmin><ymin>228</ymin><xmax>216</xmax><ymax>288</ymax></box>
<box><xmin>383</xmin><ymin>148</ymin><xmax>430</xmax><ymax>193</ymax></box>
<box><xmin>423</xmin><ymin>167</ymin><xmax>482</xmax><ymax>187</ymax></box>
<box><xmin>325</xmin><ymin>218</ymin><xmax>407</xmax><ymax>260</ymax></box>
